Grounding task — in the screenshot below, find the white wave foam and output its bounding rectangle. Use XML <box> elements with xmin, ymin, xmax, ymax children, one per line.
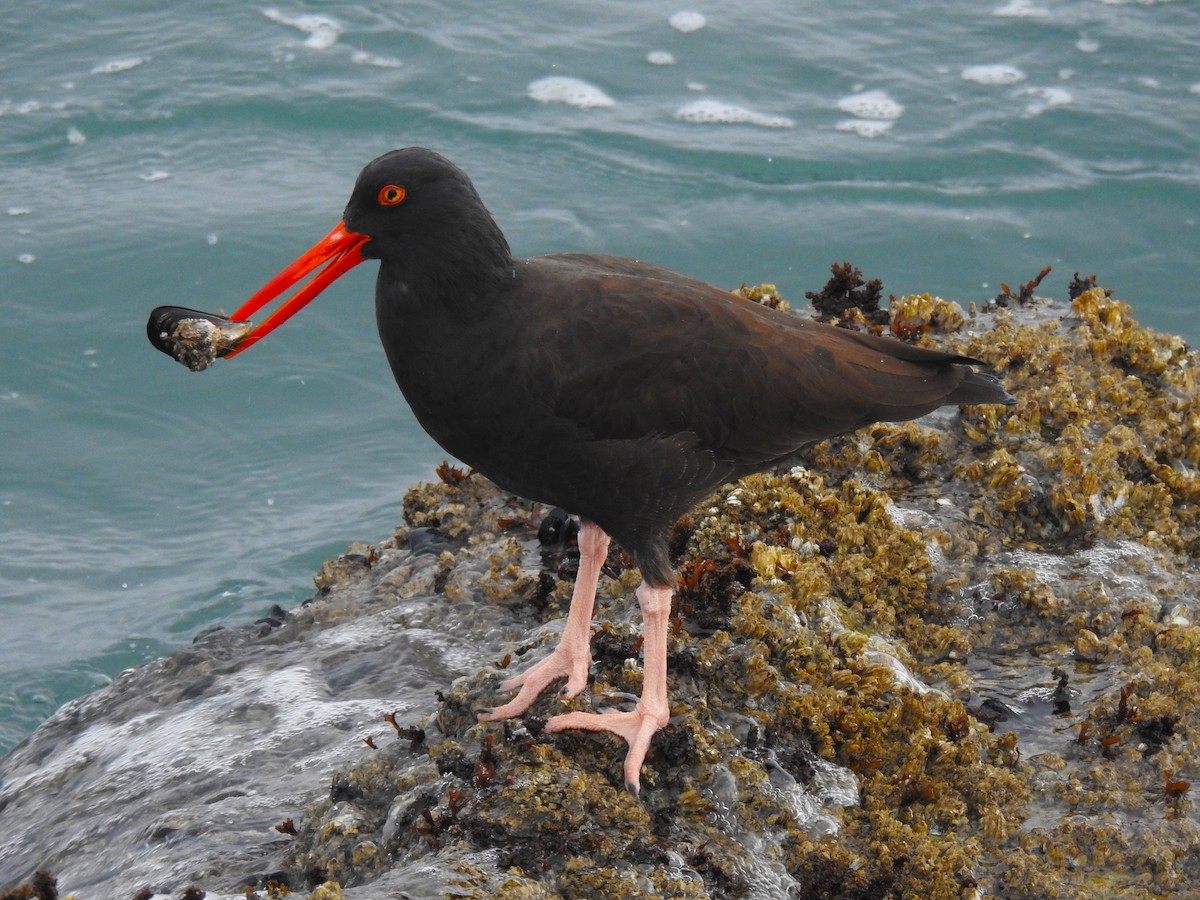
<box><xmin>669</xmin><ymin>11</ymin><xmax>707</xmax><ymax>32</ymax></box>
<box><xmin>91</xmin><ymin>57</ymin><xmax>148</xmax><ymax>75</ymax></box>
<box><xmin>836</xmin><ymin>118</ymin><xmax>895</xmax><ymax>138</ymax></box>
<box><xmin>1017</xmin><ymin>86</ymin><xmax>1073</xmax><ymax>116</ymax></box>
<box><xmin>527</xmin><ymin>76</ymin><xmax>615</xmax><ymax>108</ymax></box>
<box><xmin>646</xmin><ymin>50</ymin><xmax>676</xmax><ymax>65</ymax></box>
<box><xmin>837</xmin><ymin>89</ymin><xmax>904</xmax><ymax>121</ymax></box>
<box><xmin>994</xmin><ymin>0</ymin><xmax>1050</xmax><ymax>16</ymax></box>
<box><xmin>351</xmin><ymin>50</ymin><xmax>402</xmax><ymax>68</ymax></box>
<box><xmin>262</xmin><ymin>8</ymin><xmax>342</xmax><ymax>49</ymax></box>
<box><xmin>675</xmin><ymin>99</ymin><xmax>793</xmax><ymax>128</ymax></box>
<box><xmin>962</xmin><ymin>63</ymin><xmax>1027</xmax><ymax>85</ymax></box>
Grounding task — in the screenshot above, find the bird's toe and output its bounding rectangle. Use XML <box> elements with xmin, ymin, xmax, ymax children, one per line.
<box><xmin>543</xmin><ymin>707</ymin><xmax>664</xmax><ymax>795</ymax></box>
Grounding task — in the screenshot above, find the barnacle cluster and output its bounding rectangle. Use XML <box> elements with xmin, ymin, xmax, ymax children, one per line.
<box><xmin>889</xmin><ymin>292</ymin><xmax>967</xmax><ymax>339</ymax></box>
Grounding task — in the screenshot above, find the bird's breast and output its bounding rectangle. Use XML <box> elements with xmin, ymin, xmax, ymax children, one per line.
<box><xmin>377</xmin><ymin>301</ymin><xmax>549</xmax><ymax>464</ymax></box>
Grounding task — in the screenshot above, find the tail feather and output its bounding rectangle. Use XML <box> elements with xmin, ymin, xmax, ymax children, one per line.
<box><xmin>830</xmin><ymin>327</ymin><xmax>1014</xmax><ymax>407</ymax></box>
<box><xmin>947</xmin><ymin>366</ymin><xmax>1016</xmax><ymax>406</ymax></box>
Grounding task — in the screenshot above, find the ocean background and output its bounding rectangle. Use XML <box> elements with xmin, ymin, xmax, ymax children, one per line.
<box><xmin>1</xmin><ymin>0</ymin><xmax>1197</xmax><ymax>756</ymax></box>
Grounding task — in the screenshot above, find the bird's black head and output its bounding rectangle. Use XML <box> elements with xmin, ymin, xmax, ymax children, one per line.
<box><xmin>215</xmin><ymin>147</ymin><xmax>513</xmax><ymax>356</ymax></box>
<box><xmin>343</xmin><ymin>147</ymin><xmax>511</xmax><ymax>269</ymax></box>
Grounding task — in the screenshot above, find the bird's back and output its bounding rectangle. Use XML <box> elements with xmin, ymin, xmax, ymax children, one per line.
<box><xmin>516</xmin><ymin>254</ymin><xmax>1007</xmax><ymax>466</ymax></box>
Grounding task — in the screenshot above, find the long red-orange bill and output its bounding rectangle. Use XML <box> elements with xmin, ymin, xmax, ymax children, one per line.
<box><xmin>224</xmin><ymin>221</ymin><xmax>370</xmax><ymax>357</ymax></box>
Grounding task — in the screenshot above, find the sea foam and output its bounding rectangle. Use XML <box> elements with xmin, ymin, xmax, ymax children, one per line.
<box><xmin>262</xmin><ymin>9</ymin><xmax>342</xmax><ymax>49</ymax></box>
<box><xmin>527</xmin><ymin>76</ymin><xmax>615</xmax><ymax>108</ymax></box>
<box><xmin>675</xmin><ymin>99</ymin><xmax>794</xmax><ymax>128</ymax></box>
<box><xmin>835</xmin><ymin>89</ymin><xmax>903</xmax><ymax>138</ymax></box>
<box><xmin>994</xmin><ymin>0</ymin><xmax>1051</xmax><ymax>17</ymax></box>
<box><xmin>669</xmin><ymin>11</ymin><xmax>707</xmax><ymax>33</ymax></box>
<box><xmin>91</xmin><ymin>57</ymin><xmax>148</xmax><ymax>75</ymax></box>
<box><xmin>836</xmin><ymin>119</ymin><xmax>895</xmax><ymax>138</ymax></box>
<box><xmin>351</xmin><ymin>51</ymin><xmax>402</xmax><ymax>68</ymax></box>
<box><xmin>962</xmin><ymin>64</ymin><xmax>1027</xmax><ymax>85</ymax></box>
<box><xmin>1017</xmin><ymin>86</ymin><xmax>1073</xmax><ymax>116</ymax></box>
<box><xmin>837</xmin><ymin>89</ymin><xmax>904</xmax><ymax>121</ymax></box>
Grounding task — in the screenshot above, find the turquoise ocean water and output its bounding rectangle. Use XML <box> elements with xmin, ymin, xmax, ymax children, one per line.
<box><xmin>1</xmin><ymin>0</ymin><xmax>1198</xmax><ymax>754</ymax></box>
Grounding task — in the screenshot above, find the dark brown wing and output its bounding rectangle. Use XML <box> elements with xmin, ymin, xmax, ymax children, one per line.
<box><xmin>519</xmin><ymin>254</ymin><xmax>1003</xmax><ymax>470</ymax></box>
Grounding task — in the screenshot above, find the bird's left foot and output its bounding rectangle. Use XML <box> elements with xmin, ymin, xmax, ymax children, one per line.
<box><xmin>544</xmin><ymin>703</ymin><xmax>669</xmax><ymax>797</ymax></box>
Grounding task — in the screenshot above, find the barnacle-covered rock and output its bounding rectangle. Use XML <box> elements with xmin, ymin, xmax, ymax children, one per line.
<box><xmin>20</xmin><ymin>280</ymin><xmax>1200</xmax><ymax>899</ymax></box>
<box><xmin>889</xmin><ymin>292</ymin><xmax>967</xmax><ymax>338</ymax></box>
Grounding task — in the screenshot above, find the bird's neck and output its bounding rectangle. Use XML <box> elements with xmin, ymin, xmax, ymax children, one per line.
<box><xmin>372</xmin><ymin>229</ymin><xmax>520</xmax><ymax>460</ymax></box>
<box><xmin>379</xmin><ymin>215</ymin><xmax>513</xmax><ymax>315</ymax></box>
<box><xmin>373</xmin><ymin>219</ymin><xmax>517</xmax><ymax>378</ymax></box>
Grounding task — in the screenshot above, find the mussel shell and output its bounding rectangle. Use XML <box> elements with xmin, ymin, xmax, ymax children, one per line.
<box><xmin>146</xmin><ymin>306</ymin><xmax>253</xmax><ymax>372</ymax></box>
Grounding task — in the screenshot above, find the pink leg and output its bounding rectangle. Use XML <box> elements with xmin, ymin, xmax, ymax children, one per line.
<box><xmin>478</xmin><ymin>521</ymin><xmax>610</xmax><ymax>721</ymax></box>
<box><xmin>543</xmin><ymin>581</ymin><xmax>673</xmax><ymax>796</ymax></box>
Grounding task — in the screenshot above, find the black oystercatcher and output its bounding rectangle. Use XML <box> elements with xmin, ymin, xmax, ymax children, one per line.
<box><xmin>150</xmin><ymin>148</ymin><xmax>1014</xmax><ymax>794</ymax></box>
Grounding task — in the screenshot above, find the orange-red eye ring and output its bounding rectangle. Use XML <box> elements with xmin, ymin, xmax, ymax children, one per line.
<box><xmin>378</xmin><ymin>184</ymin><xmax>406</xmax><ymax>206</ymax></box>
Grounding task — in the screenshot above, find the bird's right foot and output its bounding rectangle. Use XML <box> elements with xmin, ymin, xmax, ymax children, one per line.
<box><xmin>477</xmin><ymin>644</ymin><xmax>592</xmax><ymax>721</ymax></box>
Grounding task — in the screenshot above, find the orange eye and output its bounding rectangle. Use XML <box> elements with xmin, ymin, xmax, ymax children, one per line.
<box><xmin>378</xmin><ymin>184</ymin><xmax>406</xmax><ymax>206</ymax></box>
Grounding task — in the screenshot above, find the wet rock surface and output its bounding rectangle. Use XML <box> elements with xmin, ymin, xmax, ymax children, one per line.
<box><xmin>3</xmin><ymin>282</ymin><xmax>1198</xmax><ymax>899</ymax></box>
